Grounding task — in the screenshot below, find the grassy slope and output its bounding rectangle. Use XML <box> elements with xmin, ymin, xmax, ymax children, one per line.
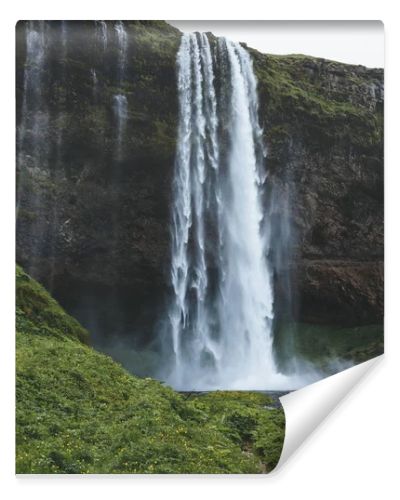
<box><xmin>16</xmin><ymin>266</ymin><xmax>285</xmax><ymax>474</ymax></box>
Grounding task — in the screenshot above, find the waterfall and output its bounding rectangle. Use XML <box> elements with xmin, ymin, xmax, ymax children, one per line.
<box><xmin>92</xmin><ymin>21</ymin><xmax>107</xmax><ymax>106</ymax></box>
<box><xmin>60</xmin><ymin>20</ymin><xmax>67</xmax><ymax>51</ymax></box>
<box><xmin>115</xmin><ymin>21</ymin><xmax>128</xmax><ymax>79</ymax></box>
<box><xmin>47</xmin><ymin>21</ymin><xmax>70</xmax><ymax>293</ymax></box>
<box><xmin>16</xmin><ymin>21</ymin><xmax>51</xmax><ymax>284</ymax></box>
<box><xmin>166</xmin><ymin>33</ymin><xmax>294</xmax><ymax>390</ymax></box>
<box><xmin>91</xmin><ymin>68</ymin><xmax>98</xmax><ymax>101</ymax></box>
<box><xmin>113</xmin><ymin>21</ymin><xmax>128</xmax><ymax>159</ymax></box>
<box><xmin>96</xmin><ymin>21</ymin><xmax>108</xmax><ymax>51</ymax></box>
<box><xmin>55</xmin><ymin>21</ymin><xmax>68</xmax><ymax>169</ymax></box>
<box><xmin>17</xmin><ymin>21</ymin><xmax>48</xmax><ymax>176</ymax></box>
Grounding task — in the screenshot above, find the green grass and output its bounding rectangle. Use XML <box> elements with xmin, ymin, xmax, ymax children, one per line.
<box><xmin>16</xmin><ymin>265</ymin><xmax>89</xmax><ymax>344</ymax></box>
<box><xmin>251</xmin><ymin>50</ymin><xmax>383</xmax><ymax>152</ymax></box>
<box><xmin>16</xmin><ymin>265</ymin><xmax>285</xmax><ymax>474</ymax></box>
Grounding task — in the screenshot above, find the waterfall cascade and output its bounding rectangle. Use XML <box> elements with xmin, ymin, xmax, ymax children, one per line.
<box><xmin>166</xmin><ymin>33</ymin><xmax>295</xmax><ymax>390</ymax></box>
<box><xmin>96</xmin><ymin>20</ymin><xmax>108</xmax><ymax>51</ymax></box>
<box><xmin>16</xmin><ymin>22</ymin><xmax>311</xmax><ymax>390</ymax></box>
<box><xmin>91</xmin><ymin>68</ymin><xmax>98</xmax><ymax>94</ymax></box>
<box><xmin>16</xmin><ymin>21</ymin><xmax>49</xmax><ymax>278</ymax></box>
<box><xmin>113</xmin><ymin>21</ymin><xmax>128</xmax><ymax>158</ymax></box>
<box><xmin>17</xmin><ymin>21</ymin><xmax>131</xmax><ymax>282</ymax></box>
<box><xmin>17</xmin><ymin>21</ymin><xmax>48</xmax><ymax>175</ymax></box>
<box><xmin>94</xmin><ymin>21</ymin><xmax>108</xmax><ymax>89</ymax></box>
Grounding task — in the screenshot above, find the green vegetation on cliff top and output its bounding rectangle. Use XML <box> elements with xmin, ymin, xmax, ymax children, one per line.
<box><xmin>251</xmin><ymin>50</ymin><xmax>383</xmax><ymax>152</ymax></box>
<box><xmin>16</xmin><ymin>265</ymin><xmax>285</xmax><ymax>474</ymax></box>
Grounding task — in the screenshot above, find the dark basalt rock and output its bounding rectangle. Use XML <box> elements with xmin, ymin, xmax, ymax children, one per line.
<box><xmin>251</xmin><ymin>50</ymin><xmax>383</xmax><ymax>326</ymax></box>
<box><xmin>16</xmin><ymin>21</ymin><xmax>383</xmax><ymax>345</ymax></box>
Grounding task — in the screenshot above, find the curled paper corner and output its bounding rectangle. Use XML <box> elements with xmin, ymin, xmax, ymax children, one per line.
<box><xmin>275</xmin><ymin>354</ymin><xmax>384</xmax><ymax>470</ymax></box>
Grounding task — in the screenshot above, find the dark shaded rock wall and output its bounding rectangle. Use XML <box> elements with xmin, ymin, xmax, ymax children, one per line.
<box><xmin>16</xmin><ymin>21</ymin><xmax>383</xmax><ymax>345</ymax></box>
<box><xmin>16</xmin><ymin>21</ymin><xmax>180</xmax><ymax>345</ymax></box>
<box><xmin>251</xmin><ymin>51</ymin><xmax>383</xmax><ymax>325</ymax></box>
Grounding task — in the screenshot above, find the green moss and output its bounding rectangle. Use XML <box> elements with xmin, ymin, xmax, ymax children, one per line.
<box><xmin>16</xmin><ymin>208</ymin><xmax>37</xmax><ymax>223</ymax></box>
<box><xmin>251</xmin><ymin>50</ymin><xmax>383</xmax><ymax>152</ymax></box>
<box><xmin>16</xmin><ymin>265</ymin><xmax>285</xmax><ymax>474</ymax></box>
<box><xmin>275</xmin><ymin>322</ymin><xmax>383</xmax><ymax>372</ymax></box>
<box><xmin>16</xmin><ymin>265</ymin><xmax>89</xmax><ymax>344</ymax></box>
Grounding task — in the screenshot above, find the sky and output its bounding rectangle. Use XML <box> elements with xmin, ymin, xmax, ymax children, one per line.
<box><xmin>168</xmin><ymin>21</ymin><xmax>384</xmax><ymax>68</ymax></box>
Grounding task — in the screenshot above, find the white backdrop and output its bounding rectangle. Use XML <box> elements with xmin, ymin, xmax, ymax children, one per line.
<box><xmin>1</xmin><ymin>1</ymin><xmax>398</xmax><ymax>498</ymax></box>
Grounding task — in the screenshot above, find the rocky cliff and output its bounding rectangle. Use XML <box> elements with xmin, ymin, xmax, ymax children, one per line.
<box><xmin>251</xmin><ymin>50</ymin><xmax>383</xmax><ymax>325</ymax></box>
<box><xmin>16</xmin><ymin>21</ymin><xmax>383</xmax><ymax>347</ymax></box>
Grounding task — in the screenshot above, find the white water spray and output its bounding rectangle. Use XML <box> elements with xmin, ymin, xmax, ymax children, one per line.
<box><xmin>17</xmin><ymin>21</ymin><xmax>48</xmax><ymax>174</ymax></box>
<box><xmin>114</xmin><ymin>21</ymin><xmax>128</xmax><ymax>159</ymax></box>
<box><xmin>166</xmin><ymin>33</ymin><xmax>298</xmax><ymax>390</ymax></box>
<box><xmin>96</xmin><ymin>21</ymin><xmax>108</xmax><ymax>51</ymax></box>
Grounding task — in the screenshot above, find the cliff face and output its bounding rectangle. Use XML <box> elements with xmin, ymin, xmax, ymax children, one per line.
<box><xmin>16</xmin><ymin>21</ymin><xmax>181</xmax><ymax>344</ymax></box>
<box><xmin>16</xmin><ymin>21</ymin><xmax>383</xmax><ymax>345</ymax></box>
<box><xmin>252</xmin><ymin>51</ymin><xmax>383</xmax><ymax>325</ymax></box>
